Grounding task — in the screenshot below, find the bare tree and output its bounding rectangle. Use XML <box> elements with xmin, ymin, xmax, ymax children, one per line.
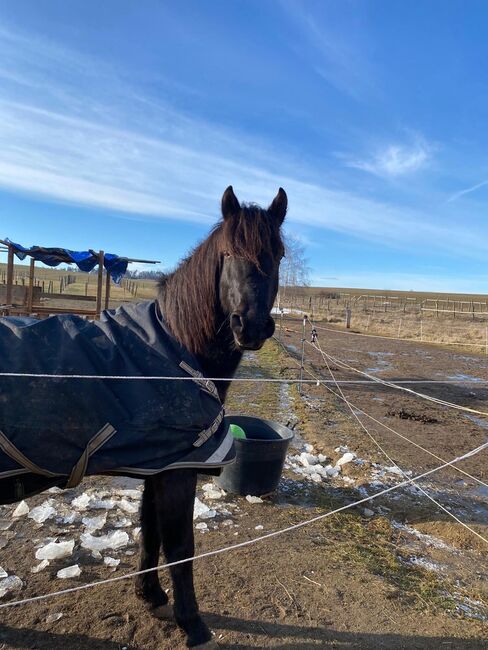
<box><xmin>278</xmin><ymin>234</ymin><xmax>311</xmax><ymax>307</ymax></box>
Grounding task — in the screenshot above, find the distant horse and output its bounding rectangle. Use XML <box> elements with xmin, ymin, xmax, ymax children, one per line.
<box><xmin>134</xmin><ymin>185</ymin><xmax>287</xmax><ymax>648</ymax></box>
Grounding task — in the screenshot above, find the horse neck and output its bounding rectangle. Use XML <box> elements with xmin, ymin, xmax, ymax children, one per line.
<box><xmin>158</xmin><ymin>250</ymin><xmax>242</xmax><ymax>402</ymax></box>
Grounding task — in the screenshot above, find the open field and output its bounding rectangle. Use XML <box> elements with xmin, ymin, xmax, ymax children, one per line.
<box><xmin>277</xmin><ymin>285</ymin><xmax>488</xmax><ymax>353</ymax></box>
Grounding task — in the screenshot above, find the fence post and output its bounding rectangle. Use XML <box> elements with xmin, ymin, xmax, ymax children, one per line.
<box><xmin>299</xmin><ymin>315</ymin><xmax>307</xmax><ymax>394</ymax></box>
<box><xmin>345</xmin><ymin>308</ymin><xmax>351</xmax><ymax>329</ymax></box>
<box><xmin>420</xmin><ymin>319</ymin><xmax>423</xmax><ymax>341</ymax></box>
<box><xmin>486</xmin><ymin>328</ymin><xmax>487</xmax><ymax>356</ymax></box>
<box><xmin>397</xmin><ymin>319</ymin><xmax>402</xmax><ymax>338</ymax></box>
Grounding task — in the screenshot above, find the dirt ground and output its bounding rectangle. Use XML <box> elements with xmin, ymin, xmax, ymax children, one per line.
<box><xmin>0</xmin><ymin>319</ymin><xmax>487</xmax><ymax>649</ymax></box>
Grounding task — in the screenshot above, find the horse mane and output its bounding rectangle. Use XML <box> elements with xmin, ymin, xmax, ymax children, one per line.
<box><xmin>158</xmin><ymin>204</ymin><xmax>282</xmax><ymax>356</ymax></box>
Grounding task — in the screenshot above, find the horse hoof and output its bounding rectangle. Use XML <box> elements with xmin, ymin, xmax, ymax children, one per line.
<box><xmin>150</xmin><ymin>604</ymin><xmax>174</xmax><ymax>619</ymax></box>
<box><xmin>190</xmin><ymin>641</ymin><xmax>218</xmax><ymax>650</ymax></box>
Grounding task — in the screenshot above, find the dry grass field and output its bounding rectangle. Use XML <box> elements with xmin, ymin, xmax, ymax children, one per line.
<box><xmin>277</xmin><ymin>286</ymin><xmax>488</xmax><ymax>353</ymax></box>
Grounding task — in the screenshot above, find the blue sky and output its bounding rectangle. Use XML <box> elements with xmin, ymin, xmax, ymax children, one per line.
<box><xmin>1</xmin><ymin>0</ymin><xmax>488</xmax><ymax>292</ymax></box>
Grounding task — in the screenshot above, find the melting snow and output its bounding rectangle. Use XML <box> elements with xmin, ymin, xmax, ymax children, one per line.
<box><xmin>31</xmin><ymin>559</ymin><xmax>50</xmax><ymax>573</ymax></box>
<box><xmin>82</xmin><ymin>513</ymin><xmax>107</xmax><ymax>531</ymax></box>
<box><xmin>57</xmin><ymin>565</ymin><xmax>81</xmax><ymax>579</ymax></box>
<box><xmin>80</xmin><ymin>531</ymin><xmax>129</xmax><ymax>552</ymax></box>
<box><xmin>193</xmin><ymin>498</ymin><xmax>217</xmax><ymax>520</ymax></box>
<box><xmin>28</xmin><ymin>501</ymin><xmax>57</xmax><ymax>524</ymax></box>
<box><xmin>36</xmin><ymin>540</ymin><xmax>75</xmax><ymax>561</ymax></box>
<box><xmin>245</xmin><ymin>495</ymin><xmax>263</xmax><ymax>504</ymax></box>
<box><xmin>0</xmin><ymin>575</ymin><xmax>22</xmax><ymax>598</ymax></box>
<box><xmin>12</xmin><ymin>501</ymin><xmax>29</xmax><ymax>517</ymax></box>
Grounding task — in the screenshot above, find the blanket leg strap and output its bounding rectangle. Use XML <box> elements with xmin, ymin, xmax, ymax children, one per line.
<box><xmin>0</xmin><ymin>429</ymin><xmax>60</xmax><ymax>478</ymax></box>
<box><xmin>66</xmin><ymin>423</ymin><xmax>117</xmax><ymax>489</ymax></box>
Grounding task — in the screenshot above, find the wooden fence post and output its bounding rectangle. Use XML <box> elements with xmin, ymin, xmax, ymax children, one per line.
<box><xmin>5</xmin><ymin>244</ymin><xmax>14</xmax><ymax>315</ymax></box>
<box><xmin>345</xmin><ymin>308</ymin><xmax>351</xmax><ymax>329</ymax></box>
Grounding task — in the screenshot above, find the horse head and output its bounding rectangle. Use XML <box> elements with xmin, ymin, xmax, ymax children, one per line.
<box><xmin>218</xmin><ymin>186</ymin><xmax>287</xmax><ymax>351</ymax></box>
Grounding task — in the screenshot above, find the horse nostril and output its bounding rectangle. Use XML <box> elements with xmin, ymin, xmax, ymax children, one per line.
<box><xmin>231</xmin><ymin>312</ymin><xmax>244</xmax><ymax>333</ymax></box>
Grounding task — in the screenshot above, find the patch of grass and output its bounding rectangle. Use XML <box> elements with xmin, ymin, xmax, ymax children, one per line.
<box><xmin>319</xmin><ymin>513</ymin><xmax>457</xmax><ymax>612</ymax></box>
<box><xmin>225</xmin><ymin>341</ymin><xmax>287</xmax><ymax>420</ymax></box>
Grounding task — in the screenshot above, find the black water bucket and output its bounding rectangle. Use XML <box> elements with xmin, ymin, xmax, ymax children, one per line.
<box><xmin>217</xmin><ymin>415</ymin><xmax>294</xmax><ymax>496</ymax></box>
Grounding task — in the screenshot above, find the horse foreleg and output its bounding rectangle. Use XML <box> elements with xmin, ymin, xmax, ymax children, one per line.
<box><xmin>153</xmin><ymin>468</ymin><xmax>214</xmax><ymax>648</ymax></box>
<box><xmin>135</xmin><ymin>477</ymin><xmax>171</xmax><ymax>617</ymax></box>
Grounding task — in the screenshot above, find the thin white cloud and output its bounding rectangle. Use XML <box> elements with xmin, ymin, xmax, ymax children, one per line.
<box><xmin>447</xmin><ymin>179</ymin><xmax>488</xmax><ymax>203</ymax></box>
<box><xmin>279</xmin><ymin>0</ymin><xmax>377</xmax><ymax>100</ymax></box>
<box><xmin>345</xmin><ymin>140</ymin><xmax>431</xmax><ymax>177</ymax></box>
<box><xmin>0</xmin><ymin>23</ymin><xmax>486</xmax><ymax>263</ymax></box>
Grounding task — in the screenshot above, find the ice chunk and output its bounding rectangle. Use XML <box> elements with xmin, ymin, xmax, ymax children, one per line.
<box><xmin>113</xmin><ymin>517</ymin><xmax>132</xmax><ymax>528</ymax></box>
<box><xmin>298</xmin><ymin>452</ymin><xmax>318</xmax><ymax>467</ymax></box>
<box><xmin>31</xmin><ymin>559</ymin><xmax>50</xmax><ymax>573</ymax></box>
<box><xmin>71</xmin><ymin>493</ymin><xmax>91</xmax><ymax>510</ymax></box>
<box><xmin>310</xmin><ymin>473</ymin><xmax>322</xmax><ymax>483</ymax></box>
<box><xmin>384</xmin><ymin>465</ymin><xmax>404</xmax><ymax>476</ymax></box>
<box><xmin>36</xmin><ymin>540</ymin><xmax>75</xmax><ymax>561</ymax></box>
<box><xmin>28</xmin><ymin>502</ymin><xmax>57</xmax><ymax>524</ymax></box>
<box><xmin>82</xmin><ymin>513</ymin><xmax>107</xmax><ymax>531</ymax></box>
<box><xmin>363</xmin><ymin>508</ymin><xmax>375</xmax><ymax>517</ymax></box>
<box><xmin>0</xmin><ymin>567</ymin><xmax>7</xmax><ymax>579</ymax></box>
<box><xmin>325</xmin><ymin>465</ymin><xmax>340</xmax><ymax>478</ymax></box>
<box><xmin>303</xmin><ymin>443</ymin><xmax>314</xmax><ymax>453</ymax></box>
<box><xmin>132</xmin><ymin>527</ymin><xmax>141</xmax><ymax>540</ymax></box>
<box><xmin>62</xmin><ymin>512</ymin><xmax>78</xmax><ymax>525</ymax></box>
<box><xmin>255</xmin><ymin>525</ymin><xmax>264</xmax><ymax>530</ymax></box>
<box><xmin>336</xmin><ymin>452</ymin><xmax>355</xmax><ymax>467</ymax></box>
<box><xmin>103</xmin><ymin>556</ymin><xmax>120</xmax><ymax>568</ymax></box>
<box><xmin>335</xmin><ymin>445</ymin><xmax>349</xmax><ymax>453</ymax></box>
<box><xmin>12</xmin><ymin>501</ymin><xmax>29</xmax><ymax>517</ymax></box>
<box><xmin>0</xmin><ymin>575</ymin><xmax>22</xmax><ymax>598</ymax></box>
<box><xmin>317</xmin><ymin>454</ymin><xmax>328</xmax><ymax>463</ymax></box>
<box><xmin>195</xmin><ymin>522</ymin><xmax>208</xmax><ymax>530</ymax></box>
<box><xmin>193</xmin><ymin>497</ymin><xmax>217</xmax><ymax>520</ymax></box>
<box><xmin>115</xmin><ymin>489</ymin><xmax>142</xmax><ymax>500</ymax></box>
<box><xmin>46</xmin><ymin>613</ymin><xmax>63</xmax><ymax>623</ymax></box>
<box><xmin>201</xmin><ymin>483</ymin><xmax>225</xmax><ymax>499</ymax></box>
<box><xmin>245</xmin><ymin>495</ymin><xmax>263</xmax><ymax>504</ymax></box>
<box><xmin>80</xmin><ymin>530</ymin><xmax>129</xmax><ymax>552</ymax></box>
<box><xmin>0</xmin><ymin>520</ymin><xmax>12</xmax><ymax>531</ymax></box>
<box><xmin>118</xmin><ymin>499</ymin><xmax>139</xmax><ymax>514</ymax></box>
<box><xmin>90</xmin><ymin>499</ymin><xmax>117</xmax><ymax>510</ymax></box>
<box><xmin>57</xmin><ymin>564</ymin><xmax>81</xmax><ymax>579</ymax></box>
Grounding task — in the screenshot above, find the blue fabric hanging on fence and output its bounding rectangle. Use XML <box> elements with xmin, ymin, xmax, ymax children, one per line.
<box><xmin>4</xmin><ymin>239</ymin><xmax>129</xmax><ymax>284</ymax></box>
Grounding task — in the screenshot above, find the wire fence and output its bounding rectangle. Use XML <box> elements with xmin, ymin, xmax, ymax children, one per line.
<box><xmin>0</xmin><ymin>316</ymin><xmax>487</xmax><ymax>610</ymax></box>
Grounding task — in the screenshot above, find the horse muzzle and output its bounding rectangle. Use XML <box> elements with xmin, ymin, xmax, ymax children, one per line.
<box><xmin>231</xmin><ymin>314</ymin><xmax>275</xmax><ymax>350</ymax></box>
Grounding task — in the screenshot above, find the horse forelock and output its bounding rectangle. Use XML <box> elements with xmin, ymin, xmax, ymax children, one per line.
<box><xmin>219</xmin><ymin>203</ymin><xmax>283</xmax><ymax>265</ymax></box>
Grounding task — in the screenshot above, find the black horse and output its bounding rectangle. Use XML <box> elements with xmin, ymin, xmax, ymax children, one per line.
<box><xmin>135</xmin><ymin>186</ymin><xmax>286</xmax><ymax>648</ymax></box>
<box><xmin>0</xmin><ymin>186</ymin><xmax>286</xmax><ymax>648</ymax></box>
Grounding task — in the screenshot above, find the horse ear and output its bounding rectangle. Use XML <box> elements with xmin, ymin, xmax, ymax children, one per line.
<box><xmin>268</xmin><ymin>188</ymin><xmax>287</xmax><ymax>224</ymax></box>
<box><xmin>221</xmin><ymin>186</ymin><xmax>241</xmax><ymax>220</ymax></box>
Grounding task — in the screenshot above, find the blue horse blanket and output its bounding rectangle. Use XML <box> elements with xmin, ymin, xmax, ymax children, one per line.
<box><xmin>0</xmin><ymin>301</ymin><xmax>235</xmax><ymax>503</ymax></box>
